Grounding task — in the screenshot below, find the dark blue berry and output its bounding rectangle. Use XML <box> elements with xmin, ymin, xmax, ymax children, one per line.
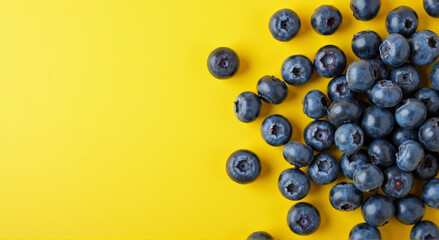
<box><xmin>353</xmin><ymin>163</ymin><xmax>384</xmax><ymax>192</ymax></box>
<box><xmin>390</xmin><ymin>63</ymin><xmax>421</xmax><ymax>95</ymax></box>
<box><xmin>414</xmin><ymin>152</ymin><xmax>439</xmax><ymax>181</ymax></box>
<box><xmin>396</xmin><ymin>140</ymin><xmax>424</xmax><ymax>172</ymax></box>
<box><xmin>424</xmin><ymin>0</ymin><xmax>439</xmax><ymax>17</ymax></box>
<box><xmin>352</xmin><ymin>30</ymin><xmax>382</xmax><ymax>59</ymax></box>
<box><xmin>382</xmin><ymin>166</ymin><xmax>414</xmax><ymax>198</ymax></box>
<box><xmin>419</xmin><ymin>118</ymin><xmax>439</xmax><ymax>152</ymax></box>
<box><xmin>304</xmin><ymin>120</ymin><xmax>335</xmax><ymax>151</ymax></box>
<box><xmin>379</xmin><ymin>33</ymin><xmax>410</xmax><ymax>67</ymax></box>
<box><xmin>361</xmin><ymin>194</ymin><xmax>394</xmax><ymax>227</ymax></box>
<box><xmin>335</xmin><ymin>123</ymin><xmax>364</xmax><ymax>154</ymax></box>
<box><xmin>281</xmin><ymin>55</ymin><xmax>314</xmax><ymax>85</ymax></box>
<box><xmin>287</xmin><ymin>202</ymin><xmax>320</xmax><ymax>235</ymax></box>
<box><xmin>234</xmin><ymin>92</ymin><xmax>262</xmax><ymax>123</ymax></box>
<box><xmin>327</xmin><ymin>75</ymin><xmax>357</xmax><ymax>101</ymax></box>
<box><xmin>226</xmin><ymin>150</ymin><xmax>261</xmax><ymax>184</ymax></box>
<box><xmin>283</xmin><ymin>142</ymin><xmax>314</xmax><ymax>168</ymax></box>
<box><xmin>314</xmin><ymin>45</ymin><xmax>347</xmax><ymax>78</ymax></box>
<box><xmin>367</xmin><ymin>59</ymin><xmax>389</xmax><ymax>81</ymax></box>
<box><xmin>395</xmin><ymin>194</ymin><xmax>425</xmax><ymax>225</ymax></box>
<box><xmin>410</xmin><ymin>221</ymin><xmax>439</xmax><ymax>240</ymax></box>
<box><xmin>409</xmin><ymin>30</ymin><xmax>439</xmax><ymax>66</ymax></box>
<box><xmin>257</xmin><ymin>76</ymin><xmax>288</xmax><ymax>104</ymax></box>
<box><xmin>260</xmin><ymin>114</ymin><xmax>292</xmax><ymax>146</ymax></box>
<box><xmin>329</xmin><ymin>182</ymin><xmax>363</xmax><ymax>211</ymax></box>
<box><xmin>308</xmin><ymin>153</ymin><xmax>339</xmax><ymax>185</ymax></box>
<box><xmin>350</xmin><ymin>0</ymin><xmax>381</xmax><ymax>21</ymax></box>
<box><xmin>392</xmin><ymin>127</ymin><xmax>418</xmax><ymax>148</ymax></box>
<box><xmin>278</xmin><ymin>168</ymin><xmax>310</xmax><ymax>200</ymax></box>
<box><xmin>395</xmin><ymin>98</ymin><xmax>427</xmax><ymax>129</ymax></box>
<box><xmin>369</xmin><ymin>80</ymin><xmax>402</xmax><ymax>108</ymax></box>
<box><xmin>346</xmin><ymin>59</ymin><xmax>376</xmax><ymax>92</ymax></box>
<box><xmin>340</xmin><ymin>150</ymin><xmax>370</xmax><ymax>180</ymax></box>
<box><xmin>414</xmin><ymin>88</ymin><xmax>439</xmax><ymax>116</ymax></box>
<box><xmin>430</xmin><ymin>60</ymin><xmax>439</xmax><ymax>91</ymax></box>
<box><xmin>368</xmin><ymin>139</ymin><xmax>396</xmax><ymax>168</ymax></box>
<box><xmin>422</xmin><ymin>178</ymin><xmax>439</xmax><ymax>209</ymax></box>
<box><xmin>303</xmin><ymin>90</ymin><xmax>329</xmax><ymax>119</ymax></box>
<box><xmin>311</xmin><ymin>5</ymin><xmax>342</xmax><ymax>35</ymax></box>
<box><xmin>361</xmin><ymin>105</ymin><xmax>395</xmax><ymax>139</ymax></box>
<box><xmin>349</xmin><ymin>223</ymin><xmax>382</xmax><ymax>240</ymax></box>
<box><xmin>328</xmin><ymin>98</ymin><xmax>362</xmax><ymax>127</ymax></box>
<box><xmin>247</xmin><ymin>231</ymin><xmax>273</xmax><ymax>240</ymax></box>
<box><xmin>385</xmin><ymin>6</ymin><xmax>418</xmax><ymax>38</ymax></box>
<box><xmin>207</xmin><ymin>47</ymin><xmax>239</xmax><ymax>79</ymax></box>
<box><xmin>269</xmin><ymin>9</ymin><xmax>301</xmax><ymax>41</ymax></box>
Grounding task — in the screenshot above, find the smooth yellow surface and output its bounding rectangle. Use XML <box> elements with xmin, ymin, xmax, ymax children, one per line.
<box><xmin>0</xmin><ymin>0</ymin><xmax>438</xmax><ymax>239</ymax></box>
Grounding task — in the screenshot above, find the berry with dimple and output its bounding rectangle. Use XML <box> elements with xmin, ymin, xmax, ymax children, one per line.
<box><xmin>385</xmin><ymin>6</ymin><xmax>418</xmax><ymax>38</ymax></box>
<box><xmin>287</xmin><ymin>202</ymin><xmax>320</xmax><ymax>235</ymax></box>
<box><xmin>408</xmin><ymin>30</ymin><xmax>439</xmax><ymax>66</ymax></box>
<box><xmin>226</xmin><ymin>150</ymin><xmax>261</xmax><ymax>184</ymax></box>
<box><xmin>269</xmin><ymin>9</ymin><xmax>301</xmax><ymax>41</ymax></box>
<box><xmin>390</xmin><ymin>63</ymin><xmax>421</xmax><ymax>95</ymax></box>
<box><xmin>260</xmin><ymin>114</ymin><xmax>292</xmax><ymax>146</ymax></box>
<box><xmin>340</xmin><ymin>150</ymin><xmax>370</xmax><ymax>180</ymax></box>
<box><xmin>414</xmin><ymin>151</ymin><xmax>439</xmax><ymax>181</ymax></box>
<box><xmin>207</xmin><ymin>47</ymin><xmax>240</xmax><ymax>79</ymax></box>
<box><xmin>414</xmin><ymin>88</ymin><xmax>439</xmax><ymax>116</ymax></box>
<box><xmin>303</xmin><ymin>90</ymin><xmax>329</xmax><ymax>119</ymax></box>
<box><xmin>281</xmin><ymin>55</ymin><xmax>314</xmax><ymax>85</ymax></box>
<box><xmin>308</xmin><ymin>153</ymin><xmax>340</xmax><ymax>185</ymax></box>
<box><xmin>304</xmin><ymin>120</ymin><xmax>335</xmax><ymax>151</ymax></box>
<box><xmin>311</xmin><ymin>5</ymin><xmax>342</xmax><ymax>35</ymax></box>
<box><xmin>350</xmin><ymin>0</ymin><xmax>381</xmax><ymax>21</ymax></box>
<box><xmin>368</xmin><ymin>139</ymin><xmax>395</xmax><ymax>168</ymax></box>
<box><xmin>334</xmin><ymin>123</ymin><xmax>364</xmax><ymax>154</ymax></box>
<box><xmin>278</xmin><ymin>168</ymin><xmax>310</xmax><ymax>200</ymax></box>
<box><xmin>234</xmin><ymin>92</ymin><xmax>262</xmax><ymax>123</ymax></box>
<box><xmin>327</xmin><ymin>75</ymin><xmax>357</xmax><ymax>101</ymax></box>
<box><xmin>382</xmin><ymin>166</ymin><xmax>414</xmax><ymax>199</ymax></box>
<box><xmin>314</xmin><ymin>45</ymin><xmax>347</xmax><ymax>78</ymax></box>
<box><xmin>410</xmin><ymin>221</ymin><xmax>439</xmax><ymax>240</ymax></box>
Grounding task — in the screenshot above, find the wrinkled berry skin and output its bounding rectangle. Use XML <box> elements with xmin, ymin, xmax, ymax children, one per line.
<box><xmin>361</xmin><ymin>194</ymin><xmax>395</xmax><ymax>227</ymax></box>
<box><xmin>335</xmin><ymin>123</ymin><xmax>364</xmax><ymax>154</ymax></box>
<box><xmin>226</xmin><ymin>150</ymin><xmax>261</xmax><ymax>184</ymax></box>
<box><xmin>361</xmin><ymin>106</ymin><xmax>394</xmax><ymax>139</ymax></box>
<box><xmin>379</xmin><ymin>33</ymin><xmax>410</xmax><ymax>67</ymax></box>
<box><xmin>424</xmin><ymin>0</ymin><xmax>439</xmax><ymax>17</ymax></box>
<box><xmin>414</xmin><ymin>87</ymin><xmax>439</xmax><ymax>116</ymax></box>
<box><xmin>382</xmin><ymin>166</ymin><xmax>414</xmax><ymax>198</ymax></box>
<box><xmin>397</xmin><ymin>140</ymin><xmax>425</xmax><ymax>172</ymax></box>
<box><xmin>352</xmin><ymin>30</ymin><xmax>382</xmax><ymax>59</ymax></box>
<box><xmin>385</xmin><ymin>6</ymin><xmax>418</xmax><ymax>38</ymax></box>
<box><xmin>346</xmin><ymin>59</ymin><xmax>375</xmax><ymax>92</ymax></box>
<box><xmin>340</xmin><ymin>150</ymin><xmax>370</xmax><ymax>180</ymax></box>
<box><xmin>409</xmin><ymin>30</ymin><xmax>439</xmax><ymax>66</ymax></box>
<box><xmin>283</xmin><ymin>142</ymin><xmax>314</xmax><ymax>168</ymax></box>
<box><xmin>410</xmin><ymin>221</ymin><xmax>439</xmax><ymax>240</ymax></box>
<box><xmin>418</xmin><ymin>118</ymin><xmax>439</xmax><ymax>152</ymax></box>
<box><xmin>304</xmin><ymin>120</ymin><xmax>335</xmax><ymax>151</ymax></box>
<box><xmin>350</xmin><ymin>0</ymin><xmax>381</xmax><ymax>21</ymax></box>
<box><xmin>278</xmin><ymin>168</ymin><xmax>310</xmax><ymax>200</ymax></box>
<box><xmin>308</xmin><ymin>153</ymin><xmax>340</xmax><ymax>185</ymax></box>
<box><xmin>414</xmin><ymin>152</ymin><xmax>439</xmax><ymax>181</ymax></box>
<box><xmin>422</xmin><ymin>178</ymin><xmax>439</xmax><ymax>209</ymax></box>
<box><xmin>430</xmin><ymin>61</ymin><xmax>439</xmax><ymax>91</ymax></box>
<box><xmin>390</xmin><ymin>63</ymin><xmax>421</xmax><ymax>95</ymax></box>
<box><xmin>392</xmin><ymin>127</ymin><xmax>418</xmax><ymax>148</ymax></box>
<box><xmin>287</xmin><ymin>202</ymin><xmax>320</xmax><ymax>235</ymax></box>
<box><xmin>257</xmin><ymin>76</ymin><xmax>288</xmax><ymax>104</ymax></box>
<box><xmin>370</xmin><ymin>80</ymin><xmax>403</xmax><ymax>108</ymax></box>
<box><xmin>207</xmin><ymin>47</ymin><xmax>240</xmax><ymax>79</ymax></box>
<box><xmin>314</xmin><ymin>45</ymin><xmax>347</xmax><ymax>78</ymax></box>
<box><xmin>395</xmin><ymin>194</ymin><xmax>425</xmax><ymax>225</ymax></box>
<box><xmin>269</xmin><ymin>9</ymin><xmax>301</xmax><ymax>41</ymax></box>
<box><xmin>281</xmin><ymin>55</ymin><xmax>314</xmax><ymax>85</ymax></box>
<box><xmin>234</xmin><ymin>92</ymin><xmax>262</xmax><ymax>123</ymax></box>
<box><xmin>328</xmin><ymin>98</ymin><xmax>362</xmax><ymax>127</ymax></box>
<box><xmin>349</xmin><ymin>223</ymin><xmax>382</xmax><ymax>240</ymax></box>
<box><xmin>353</xmin><ymin>163</ymin><xmax>384</xmax><ymax>192</ymax></box>
<box><xmin>247</xmin><ymin>231</ymin><xmax>273</xmax><ymax>240</ymax></box>
<box><xmin>395</xmin><ymin>98</ymin><xmax>427</xmax><ymax>130</ymax></box>
<box><xmin>261</xmin><ymin>114</ymin><xmax>292</xmax><ymax>146</ymax></box>
<box><xmin>311</xmin><ymin>5</ymin><xmax>342</xmax><ymax>35</ymax></box>
<box><xmin>329</xmin><ymin>182</ymin><xmax>363</xmax><ymax>211</ymax></box>
<box><xmin>327</xmin><ymin>75</ymin><xmax>356</xmax><ymax>101</ymax></box>
<box><xmin>368</xmin><ymin>139</ymin><xmax>395</xmax><ymax>168</ymax></box>
<box><xmin>303</xmin><ymin>90</ymin><xmax>329</xmax><ymax>119</ymax></box>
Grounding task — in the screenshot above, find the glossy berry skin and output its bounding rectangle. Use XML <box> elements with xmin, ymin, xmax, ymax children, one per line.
<box><xmin>361</xmin><ymin>194</ymin><xmax>395</xmax><ymax>227</ymax></box>
<box><xmin>395</xmin><ymin>194</ymin><xmax>425</xmax><ymax>225</ymax></box>
<box><xmin>327</xmin><ymin>98</ymin><xmax>362</xmax><ymax>127</ymax></box>
<box><xmin>352</xmin><ymin>31</ymin><xmax>382</xmax><ymax>59</ymax></box>
<box><xmin>283</xmin><ymin>142</ymin><xmax>314</xmax><ymax>168</ymax></box>
<box><xmin>349</xmin><ymin>223</ymin><xmax>382</xmax><ymax>240</ymax></box>
<box><xmin>281</xmin><ymin>55</ymin><xmax>314</xmax><ymax>85</ymax></box>
<box><xmin>304</xmin><ymin>120</ymin><xmax>335</xmax><ymax>151</ymax></box>
<box><xmin>234</xmin><ymin>92</ymin><xmax>262</xmax><ymax>123</ymax></box>
<box><xmin>346</xmin><ymin>59</ymin><xmax>375</xmax><ymax>92</ymax></box>
<box><xmin>369</xmin><ymin>80</ymin><xmax>402</xmax><ymax>108</ymax></box>
<box><xmin>414</xmin><ymin>88</ymin><xmax>439</xmax><ymax>116</ymax></box>
<box><xmin>367</xmin><ymin>59</ymin><xmax>389</xmax><ymax>81</ymax></box>
<box><xmin>269</xmin><ymin>9</ymin><xmax>301</xmax><ymax>41</ymax></box>
<box><xmin>260</xmin><ymin>114</ymin><xmax>292</xmax><ymax>146</ymax></box>
<box><xmin>395</xmin><ymin>99</ymin><xmax>427</xmax><ymax>129</ymax></box>
<box><xmin>418</xmin><ymin>118</ymin><xmax>439</xmax><ymax>152</ymax></box>
<box><xmin>385</xmin><ymin>6</ymin><xmax>418</xmax><ymax>38</ymax></box>
<box><xmin>247</xmin><ymin>231</ymin><xmax>273</xmax><ymax>240</ymax></box>
<box><xmin>308</xmin><ymin>153</ymin><xmax>339</xmax><ymax>185</ymax></box>
<box><xmin>368</xmin><ymin>139</ymin><xmax>396</xmax><ymax>168</ymax></box>
<box><xmin>396</xmin><ymin>140</ymin><xmax>424</xmax><ymax>172</ymax></box>
<box><xmin>361</xmin><ymin>106</ymin><xmax>394</xmax><ymax>139</ymax></box>
<box><xmin>226</xmin><ymin>150</ymin><xmax>261</xmax><ymax>184</ymax></box>
<box><xmin>311</xmin><ymin>5</ymin><xmax>342</xmax><ymax>35</ymax></box>
<box><xmin>303</xmin><ymin>90</ymin><xmax>329</xmax><ymax>119</ymax></box>
<box><xmin>314</xmin><ymin>45</ymin><xmax>347</xmax><ymax>78</ymax></box>
<box><xmin>409</xmin><ymin>30</ymin><xmax>439</xmax><ymax>66</ymax></box>
<box><xmin>340</xmin><ymin>150</ymin><xmax>370</xmax><ymax>180</ymax></box>
<box><xmin>379</xmin><ymin>33</ymin><xmax>410</xmax><ymax>67</ymax></box>
<box><xmin>278</xmin><ymin>168</ymin><xmax>310</xmax><ymax>200</ymax></box>
<box><xmin>430</xmin><ymin>61</ymin><xmax>439</xmax><ymax>91</ymax></box>
<box><xmin>335</xmin><ymin>123</ymin><xmax>364</xmax><ymax>154</ymax></box>
<box><xmin>414</xmin><ymin>152</ymin><xmax>439</xmax><ymax>181</ymax></box>
<box><xmin>207</xmin><ymin>47</ymin><xmax>239</xmax><ymax>79</ymax></box>
<box><xmin>329</xmin><ymin>182</ymin><xmax>363</xmax><ymax>211</ymax></box>
<box><xmin>350</xmin><ymin>0</ymin><xmax>380</xmax><ymax>21</ymax></box>
<box><xmin>257</xmin><ymin>76</ymin><xmax>288</xmax><ymax>104</ymax></box>
<box><xmin>382</xmin><ymin>166</ymin><xmax>414</xmax><ymax>198</ymax></box>
<box><xmin>392</xmin><ymin>127</ymin><xmax>418</xmax><ymax>148</ymax></box>
<box><xmin>327</xmin><ymin>75</ymin><xmax>356</xmax><ymax>101</ymax></box>
<box><xmin>287</xmin><ymin>202</ymin><xmax>320</xmax><ymax>235</ymax></box>
<box><xmin>390</xmin><ymin>63</ymin><xmax>421</xmax><ymax>95</ymax></box>
<box><xmin>353</xmin><ymin>163</ymin><xmax>384</xmax><ymax>192</ymax></box>
<box><xmin>410</xmin><ymin>221</ymin><xmax>439</xmax><ymax>240</ymax></box>
<box><xmin>424</xmin><ymin>0</ymin><xmax>439</xmax><ymax>17</ymax></box>
<box><xmin>422</xmin><ymin>178</ymin><xmax>439</xmax><ymax>209</ymax></box>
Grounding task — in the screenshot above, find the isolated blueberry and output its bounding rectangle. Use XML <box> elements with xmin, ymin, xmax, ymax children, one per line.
<box><xmin>385</xmin><ymin>6</ymin><xmax>418</xmax><ymax>38</ymax></box>
<box><xmin>346</xmin><ymin>59</ymin><xmax>376</xmax><ymax>92</ymax></box>
<box><xmin>353</xmin><ymin>163</ymin><xmax>384</xmax><ymax>192</ymax></box>
<box><xmin>330</xmin><ymin>182</ymin><xmax>363</xmax><ymax>211</ymax></box>
<box><xmin>287</xmin><ymin>202</ymin><xmax>320</xmax><ymax>235</ymax></box>
<box><xmin>414</xmin><ymin>152</ymin><xmax>439</xmax><ymax>181</ymax></box>
<box><xmin>350</xmin><ymin>0</ymin><xmax>381</xmax><ymax>21</ymax></box>
<box><xmin>361</xmin><ymin>106</ymin><xmax>395</xmax><ymax>139</ymax></box>
<box><xmin>234</xmin><ymin>92</ymin><xmax>262</xmax><ymax>123</ymax></box>
<box><xmin>257</xmin><ymin>76</ymin><xmax>288</xmax><ymax>104</ymax></box>
<box><xmin>424</xmin><ymin>0</ymin><xmax>439</xmax><ymax>17</ymax></box>
<box><xmin>352</xmin><ymin>31</ymin><xmax>382</xmax><ymax>59</ymax></box>
<box><xmin>422</xmin><ymin>178</ymin><xmax>439</xmax><ymax>209</ymax></box>
<box><xmin>311</xmin><ymin>5</ymin><xmax>342</xmax><ymax>35</ymax></box>
<box><xmin>367</xmin><ymin>59</ymin><xmax>389</xmax><ymax>81</ymax></box>
<box><xmin>278</xmin><ymin>168</ymin><xmax>311</xmax><ymax>200</ymax></box>
<box><xmin>261</xmin><ymin>114</ymin><xmax>292</xmax><ymax>146</ymax></box>
<box><xmin>314</xmin><ymin>45</ymin><xmax>347</xmax><ymax>78</ymax></box>
<box><xmin>396</xmin><ymin>140</ymin><xmax>424</xmax><ymax>172</ymax></box>
<box><xmin>382</xmin><ymin>166</ymin><xmax>414</xmax><ymax>198</ymax></box>
<box><xmin>395</xmin><ymin>99</ymin><xmax>427</xmax><ymax>130</ymax></box>
<box><xmin>392</xmin><ymin>127</ymin><xmax>418</xmax><ymax>147</ymax></box>
<box><xmin>247</xmin><ymin>231</ymin><xmax>273</xmax><ymax>240</ymax></box>
<box><xmin>269</xmin><ymin>9</ymin><xmax>301</xmax><ymax>41</ymax></box>
<box><xmin>308</xmin><ymin>153</ymin><xmax>339</xmax><ymax>185</ymax></box>
<box><xmin>361</xmin><ymin>194</ymin><xmax>394</xmax><ymax>227</ymax></box>
<box><xmin>327</xmin><ymin>75</ymin><xmax>357</xmax><ymax>101</ymax></box>
<box><xmin>349</xmin><ymin>223</ymin><xmax>382</xmax><ymax>240</ymax></box>
<box><xmin>281</xmin><ymin>55</ymin><xmax>314</xmax><ymax>85</ymax></box>
<box><xmin>395</xmin><ymin>194</ymin><xmax>425</xmax><ymax>225</ymax></box>
<box><xmin>368</xmin><ymin>139</ymin><xmax>396</xmax><ymax>168</ymax></box>
<box><xmin>410</xmin><ymin>221</ymin><xmax>439</xmax><ymax>240</ymax></box>
<box><xmin>380</xmin><ymin>33</ymin><xmax>410</xmax><ymax>67</ymax></box>
<box><xmin>303</xmin><ymin>90</ymin><xmax>329</xmax><ymax>119</ymax></box>
<box><xmin>415</xmin><ymin>88</ymin><xmax>439</xmax><ymax>116</ymax></box>
<box><xmin>340</xmin><ymin>150</ymin><xmax>370</xmax><ymax>180</ymax></box>
<box><xmin>390</xmin><ymin>63</ymin><xmax>421</xmax><ymax>95</ymax></box>
<box><xmin>283</xmin><ymin>142</ymin><xmax>314</xmax><ymax>168</ymax></box>
<box><xmin>409</xmin><ymin>30</ymin><xmax>439</xmax><ymax>66</ymax></box>
<box><xmin>328</xmin><ymin>98</ymin><xmax>362</xmax><ymax>127</ymax></box>
<box><xmin>304</xmin><ymin>120</ymin><xmax>335</xmax><ymax>151</ymax></box>
<box><xmin>207</xmin><ymin>47</ymin><xmax>239</xmax><ymax>79</ymax></box>
<box><xmin>226</xmin><ymin>150</ymin><xmax>261</xmax><ymax>184</ymax></box>
<box><xmin>335</xmin><ymin>123</ymin><xmax>364</xmax><ymax>154</ymax></box>
<box><xmin>418</xmin><ymin>118</ymin><xmax>439</xmax><ymax>152</ymax></box>
<box><xmin>430</xmin><ymin>61</ymin><xmax>439</xmax><ymax>90</ymax></box>
<box><xmin>369</xmin><ymin>80</ymin><xmax>403</xmax><ymax>108</ymax></box>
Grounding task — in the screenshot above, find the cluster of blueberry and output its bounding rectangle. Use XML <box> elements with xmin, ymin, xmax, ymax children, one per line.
<box><xmin>208</xmin><ymin>0</ymin><xmax>439</xmax><ymax>239</ymax></box>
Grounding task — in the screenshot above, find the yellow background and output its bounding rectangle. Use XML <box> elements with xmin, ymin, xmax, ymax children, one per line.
<box><xmin>0</xmin><ymin>0</ymin><xmax>438</xmax><ymax>239</ymax></box>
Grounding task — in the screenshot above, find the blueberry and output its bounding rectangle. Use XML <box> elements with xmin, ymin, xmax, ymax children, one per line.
<box><xmin>314</xmin><ymin>45</ymin><xmax>347</xmax><ymax>78</ymax></box>
<box><xmin>311</xmin><ymin>5</ymin><xmax>342</xmax><ymax>35</ymax></box>
<box><xmin>269</xmin><ymin>9</ymin><xmax>301</xmax><ymax>41</ymax></box>
<box><xmin>281</xmin><ymin>55</ymin><xmax>314</xmax><ymax>85</ymax></box>
<box><xmin>361</xmin><ymin>194</ymin><xmax>394</xmax><ymax>227</ymax></box>
<box><xmin>408</xmin><ymin>30</ymin><xmax>439</xmax><ymax>66</ymax></box>
<box><xmin>283</xmin><ymin>142</ymin><xmax>314</xmax><ymax>168</ymax></box>
<box><xmin>361</xmin><ymin>105</ymin><xmax>395</xmax><ymax>139</ymax></box>
<box><xmin>234</xmin><ymin>92</ymin><xmax>262</xmax><ymax>123</ymax></box>
<box><xmin>353</xmin><ymin>163</ymin><xmax>384</xmax><ymax>192</ymax></box>
<box><xmin>418</xmin><ymin>118</ymin><xmax>439</xmax><ymax>152</ymax></box>
<box><xmin>308</xmin><ymin>153</ymin><xmax>339</xmax><ymax>185</ymax></box>
<box><xmin>368</xmin><ymin>139</ymin><xmax>396</xmax><ymax>168</ymax></box>
<box><xmin>352</xmin><ymin>31</ymin><xmax>382</xmax><ymax>59</ymax></box>
<box><xmin>329</xmin><ymin>182</ymin><xmax>363</xmax><ymax>211</ymax></box>
<box><xmin>247</xmin><ymin>231</ymin><xmax>273</xmax><ymax>240</ymax></box>
<box><xmin>367</xmin><ymin>59</ymin><xmax>389</xmax><ymax>81</ymax></box>
<box><xmin>340</xmin><ymin>150</ymin><xmax>370</xmax><ymax>180</ymax></box>
<box><xmin>395</xmin><ymin>194</ymin><xmax>425</xmax><ymax>225</ymax></box>
<box><xmin>287</xmin><ymin>202</ymin><xmax>320</xmax><ymax>235</ymax></box>
<box><xmin>346</xmin><ymin>59</ymin><xmax>376</xmax><ymax>92</ymax></box>
<box><xmin>226</xmin><ymin>150</ymin><xmax>261</xmax><ymax>184</ymax></box>
<box><xmin>207</xmin><ymin>47</ymin><xmax>240</xmax><ymax>79</ymax></box>
<box><xmin>379</xmin><ymin>33</ymin><xmax>410</xmax><ymax>67</ymax></box>
<box><xmin>349</xmin><ymin>223</ymin><xmax>382</xmax><ymax>240</ymax></box>
<box><xmin>335</xmin><ymin>123</ymin><xmax>364</xmax><ymax>154</ymax></box>
<box><xmin>260</xmin><ymin>114</ymin><xmax>292</xmax><ymax>146</ymax></box>
<box><xmin>395</xmin><ymin>99</ymin><xmax>427</xmax><ymax>130</ymax></box>
<box><xmin>369</xmin><ymin>80</ymin><xmax>403</xmax><ymax>108</ymax></box>
<box><xmin>424</xmin><ymin>0</ymin><xmax>439</xmax><ymax>17</ymax></box>
<box><xmin>327</xmin><ymin>75</ymin><xmax>357</xmax><ymax>101</ymax></box>
<box><xmin>304</xmin><ymin>120</ymin><xmax>335</xmax><ymax>151</ymax></box>
<box><xmin>328</xmin><ymin>98</ymin><xmax>362</xmax><ymax>127</ymax></box>
<box><xmin>303</xmin><ymin>90</ymin><xmax>329</xmax><ymax>119</ymax></box>
<box><xmin>414</xmin><ymin>88</ymin><xmax>439</xmax><ymax>116</ymax></box>
<box><xmin>410</xmin><ymin>221</ymin><xmax>439</xmax><ymax>240</ymax></box>
<box><xmin>390</xmin><ymin>63</ymin><xmax>421</xmax><ymax>95</ymax></box>
<box><xmin>278</xmin><ymin>168</ymin><xmax>311</xmax><ymax>200</ymax></box>
<box><xmin>382</xmin><ymin>166</ymin><xmax>414</xmax><ymax>198</ymax></box>
<box><xmin>350</xmin><ymin>0</ymin><xmax>381</xmax><ymax>21</ymax></box>
<box><xmin>385</xmin><ymin>6</ymin><xmax>418</xmax><ymax>38</ymax></box>
<box><xmin>392</xmin><ymin>127</ymin><xmax>419</xmax><ymax>147</ymax></box>
<box><xmin>414</xmin><ymin>152</ymin><xmax>439</xmax><ymax>181</ymax></box>
<box><xmin>430</xmin><ymin>61</ymin><xmax>439</xmax><ymax>91</ymax></box>
<box><xmin>396</xmin><ymin>140</ymin><xmax>424</xmax><ymax>172</ymax></box>
<box><xmin>422</xmin><ymin>178</ymin><xmax>439</xmax><ymax>209</ymax></box>
<box><xmin>257</xmin><ymin>76</ymin><xmax>288</xmax><ymax>104</ymax></box>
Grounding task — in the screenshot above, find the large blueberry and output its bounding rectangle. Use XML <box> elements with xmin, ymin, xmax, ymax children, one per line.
<box><xmin>350</xmin><ymin>0</ymin><xmax>381</xmax><ymax>21</ymax></box>
<box><xmin>327</xmin><ymin>98</ymin><xmax>362</xmax><ymax>127</ymax></box>
<box><xmin>395</xmin><ymin>98</ymin><xmax>427</xmax><ymax>129</ymax></box>
<box><xmin>414</xmin><ymin>151</ymin><xmax>439</xmax><ymax>181</ymax></box>
<box><xmin>409</xmin><ymin>30</ymin><xmax>439</xmax><ymax>66</ymax></box>
<box><xmin>340</xmin><ymin>150</ymin><xmax>370</xmax><ymax>180</ymax></box>
<box><xmin>349</xmin><ymin>223</ymin><xmax>381</xmax><ymax>240</ymax></box>
<box><xmin>283</xmin><ymin>142</ymin><xmax>314</xmax><ymax>168</ymax></box>
<box><xmin>368</xmin><ymin>139</ymin><xmax>396</xmax><ymax>168</ymax></box>
<box><xmin>395</xmin><ymin>194</ymin><xmax>425</xmax><ymax>225</ymax></box>
<box><xmin>382</xmin><ymin>166</ymin><xmax>414</xmax><ymax>199</ymax></box>
<box><xmin>392</xmin><ymin>127</ymin><xmax>418</xmax><ymax>148</ymax></box>
<box><xmin>329</xmin><ymin>182</ymin><xmax>363</xmax><ymax>211</ymax></box>
<box><xmin>380</xmin><ymin>33</ymin><xmax>410</xmax><ymax>67</ymax></box>
<box><xmin>308</xmin><ymin>153</ymin><xmax>339</xmax><ymax>185</ymax></box>
<box><xmin>396</xmin><ymin>140</ymin><xmax>424</xmax><ymax>172</ymax></box>
<box><xmin>304</xmin><ymin>120</ymin><xmax>335</xmax><ymax>151</ymax></box>
<box><xmin>303</xmin><ymin>90</ymin><xmax>329</xmax><ymax>119</ymax></box>
<box><xmin>314</xmin><ymin>45</ymin><xmax>347</xmax><ymax>78</ymax></box>
<box><xmin>207</xmin><ymin>47</ymin><xmax>239</xmax><ymax>79</ymax></box>
<box><xmin>278</xmin><ymin>168</ymin><xmax>310</xmax><ymax>200</ymax></box>
<box><xmin>346</xmin><ymin>59</ymin><xmax>375</xmax><ymax>92</ymax></box>
<box><xmin>418</xmin><ymin>118</ymin><xmax>439</xmax><ymax>152</ymax></box>
<box><xmin>390</xmin><ymin>63</ymin><xmax>421</xmax><ymax>95</ymax></box>
<box><xmin>422</xmin><ymin>178</ymin><xmax>439</xmax><ymax>209</ymax></box>
<box><xmin>353</xmin><ymin>163</ymin><xmax>384</xmax><ymax>192</ymax></box>
<box><xmin>351</xmin><ymin>30</ymin><xmax>382</xmax><ymax>59</ymax></box>
<box><xmin>287</xmin><ymin>202</ymin><xmax>320</xmax><ymax>235</ymax></box>
<box><xmin>234</xmin><ymin>92</ymin><xmax>262</xmax><ymax>123</ymax></box>
<box><xmin>361</xmin><ymin>194</ymin><xmax>394</xmax><ymax>227</ymax></box>
<box><xmin>369</xmin><ymin>80</ymin><xmax>402</xmax><ymax>108</ymax></box>
<box><xmin>424</xmin><ymin>0</ymin><xmax>439</xmax><ymax>17</ymax></box>
<box><xmin>361</xmin><ymin>105</ymin><xmax>394</xmax><ymax>139</ymax></box>
<box><xmin>410</xmin><ymin>221</ymin><xmax>439</xmax><ymax>240</ymax></box>
<box><xmin>247</xmin><ymin>231</ymin><xmax>273</xmax><ymax>240</ymax></box>
<box><xmin>367</xmin><ymin>59</ymin><xmax>389</xmax><ymax>81</ymax></box>
<box><xmin>269</xmin><ymin>9</ymin><xmax>301</xmax><ymax>41</ymax></box>
<box><xmin>311</xmin><ymin>5</ymin><xmax>342</xmax><ymax>35</ymax></box>
<box><xmin>260</xmin><ymin>114</ymin><xmax>292</xmax><ymax>146</ymax></box>
<box><xmin>414</xmin><ymin>88</ymin><xmax>439</xmax><ymax>115</ymax></box>
<box><xmin>335</xmin><ymin>123</ymin><xmax>364</xmax><ymax>154</ymax></box>
<box><xmin>257</xmin><ymin>76</ymin><xmax>288</xmax><ymax>104</ymax></box>
<box><xmin>281</xmin><ymin>55</ymin><xmax>314</xmax><ymax>85</ymax></box>
<box><xmin>385</xmin><ymin>6</ymin><xmax>418</xmax><ymax>38</ymax></box>
<box><xmin>226</xmin><ymin>150</ymin><xmax>261</xmax><ymax>184</ymax></box>
<box><xmin>327</xmin><ymin>75</ymin><xmax>356</xmax><ymax>101</ymax></box>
